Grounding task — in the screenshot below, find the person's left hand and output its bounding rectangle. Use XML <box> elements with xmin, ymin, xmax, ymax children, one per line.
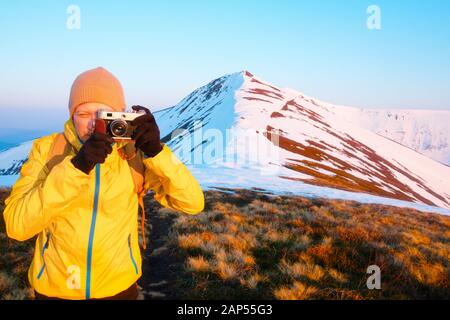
<box><xmin>131</xmin><ymin>105</ymin><xmax>163</xmax><ymax>157</ymax></box>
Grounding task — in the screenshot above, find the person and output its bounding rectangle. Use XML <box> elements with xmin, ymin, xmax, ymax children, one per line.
<box><xmin>3</xmin><ymin>67</ymin><xmax>205</xmax><ymax>300</ymax></box>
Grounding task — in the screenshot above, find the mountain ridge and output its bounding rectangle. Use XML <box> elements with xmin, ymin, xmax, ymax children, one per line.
<box><xmin>1</xmin><ymin>70</ymin><xmax>449</xmax><ymax>211</ymax></box>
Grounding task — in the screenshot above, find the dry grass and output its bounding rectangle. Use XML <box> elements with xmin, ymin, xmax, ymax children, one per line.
<box><xmin>1</xmin><ymin>187</ymin><xmax>449</xmax><ymax>300</ymax></box>
<box><xmin>0</xmin><ymin>188</ymin><xmax>35</xmax><ymax>300</ymax></box>
<box><xmin>187</xmin><ymin>256</ymin><xmax>210</xmax><ymax>272</ymax></box>
<box><xmin>274</xmin><ymin>281</ymin><xmax>319</xmax><ymax>300</ymax></box>
<box><xmin>168</xmin><ymin>189</ymin><xmax>450</xmax><ymax>299</ymax></box>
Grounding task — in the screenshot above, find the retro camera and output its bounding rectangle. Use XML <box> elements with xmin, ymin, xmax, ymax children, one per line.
<box><xmin>96</xmin><ymin>110</ymin><xmax>145</xmax><ymax>140</ymax></box>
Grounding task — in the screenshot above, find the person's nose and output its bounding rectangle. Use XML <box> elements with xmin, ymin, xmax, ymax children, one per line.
<box><xmin>88</xmin><ymin>116</ymin><xmax>96</xmax><ymax>132</ymax></box>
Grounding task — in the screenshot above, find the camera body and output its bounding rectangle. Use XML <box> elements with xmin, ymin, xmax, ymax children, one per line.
<box><xmin>97</xmin><ymin>110</ymin><xmax>144</xmax><ymax>140</ymax></box>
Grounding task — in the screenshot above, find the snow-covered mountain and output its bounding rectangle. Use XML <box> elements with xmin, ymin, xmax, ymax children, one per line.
<box><xmin>1</xmin><ymin>71</ymin><xmax>450</xmax><ymax>213</ymax></box>
<box><xmin>321</xmin><ymin>105</ymin><xmax>450</xmax><ymax>166</ymax></box>
<box><xmin>0</xmin><ymin>142</ymin><xmax>17</xmax><ymax>152</ymax></box>
<box><xmin>0</xmin><ymin>140</ymin><xmax>32</xmax><ymax>175</ymax></box>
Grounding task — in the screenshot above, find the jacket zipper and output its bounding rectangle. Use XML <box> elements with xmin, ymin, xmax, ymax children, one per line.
<box><xmin>86</xmin><ymin>164</ymin><xmax>101</xmax><ymax>299</ymax></box>
<box><xmin>37</xmin><ymin>232</ymin><xmax>52</xmax><ymax>279</ymax></box>
<box><xmin>128</xmin><ymin>234</ymin><xmax>138</xmax><ymax>274</ymax></box>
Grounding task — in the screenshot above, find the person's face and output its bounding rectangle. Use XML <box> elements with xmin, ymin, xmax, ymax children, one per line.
<box><xmin>72</xmin><ymin>103</ymin><xmax>114</xmax><ymax>142</ymax></box>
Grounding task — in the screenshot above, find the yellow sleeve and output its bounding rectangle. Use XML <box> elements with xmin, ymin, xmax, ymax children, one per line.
<box><xmin>143</xmin><ymin>143</ymin><xmax>205</xmax><ymax>215</ymax></box>
<box><xmin>3</xmin><ymin>138</ymin><xmax>91</xmax><ymax>241</ymax></box>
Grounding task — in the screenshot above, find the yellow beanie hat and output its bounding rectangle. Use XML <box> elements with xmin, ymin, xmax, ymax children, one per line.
<box><xmin>68</xmin><ymin>67</ymin><xmax>126</xmax><ymax>117</ymax></box>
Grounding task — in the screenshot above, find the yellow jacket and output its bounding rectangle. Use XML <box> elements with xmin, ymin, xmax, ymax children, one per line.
<box><xmin>3</xmin><ymin>118</ymin><xmax>204</xmax><ymax>299</ymax></box>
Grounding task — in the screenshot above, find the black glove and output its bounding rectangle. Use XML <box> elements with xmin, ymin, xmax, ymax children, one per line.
<box><xmin>131</xmin><ymin>105</ymin><xmax>163</xmax><ymax>158</ymax></box>
<box><xmin>71</xmin><ymin>132</ymin><xmax>114</xmax><ymax>174</ymax></box>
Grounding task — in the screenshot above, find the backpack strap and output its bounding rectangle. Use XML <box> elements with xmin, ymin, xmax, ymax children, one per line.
<box><xmin>45</xmin><ymin>133</ymin><xmax>73</xmax><ymax>174</ymax></box>
<box><xmin>118</xmin><ymin>142</ymin><xmax>148</xmax><ymax>250</ymax></box>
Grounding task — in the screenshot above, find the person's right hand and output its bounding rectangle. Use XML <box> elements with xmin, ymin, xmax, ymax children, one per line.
<box><xmin>71</xmin><ymin>132</ymin><xmax>114</xmax><ymax>174</ymax></box>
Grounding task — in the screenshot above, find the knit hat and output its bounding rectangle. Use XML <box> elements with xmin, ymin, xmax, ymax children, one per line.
<box><xmin>68</xmin><ymin>67</ymin><xmax>126</xmax><ymax>117</ymax></box>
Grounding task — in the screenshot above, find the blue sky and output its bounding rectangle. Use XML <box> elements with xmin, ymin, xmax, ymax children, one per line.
<box><xmin>1</xmin><ymin>0</ymin><xmax>449</xmax><ymax>130</ymax></box>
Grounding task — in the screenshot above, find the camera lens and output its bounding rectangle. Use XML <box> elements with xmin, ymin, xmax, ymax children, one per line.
<box><xmin>110</xmin><ymin>119</ymin><xmax>128</xmax><ymax>137</ymax></box>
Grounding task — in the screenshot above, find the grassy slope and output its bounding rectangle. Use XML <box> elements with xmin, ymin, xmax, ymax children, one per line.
<box><xmin>1</xmin><ymin>187</ymin><xmax>449</xmax><ymax>300</ymax></box>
